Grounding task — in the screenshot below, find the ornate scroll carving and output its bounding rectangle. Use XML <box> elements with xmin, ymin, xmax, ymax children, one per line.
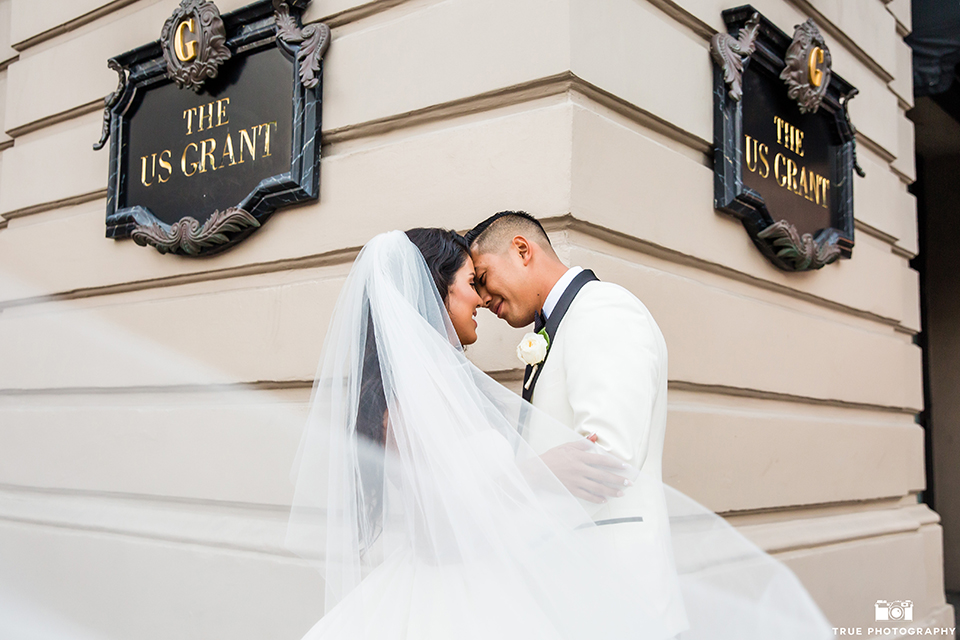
<box><xmin>275</xmin><ymin>1</ymin><xmax>331</xmax><ymax>89</ymax></box>
<box><xmin>93</xmin><ymin>59</ymin><xmax>128</xmax><ymax>151</ymax></box>
<box><xmin>160</xmin><ymin>0</ymin><xmax>232</xmax><ymax>92</ymax></box>
<box><xmin>131</xmin><ymin>207</ymin><xmax>260</xmax><ymax>255</ymax></box>
<box><xmin>710</xmin><ymin>12</ymin><xmax>760</xmax><ymax>101</ymax></box>
<box><xmin>756</xmin><ymin>219</ymin><xmax>842</xmax><ymax>270</ymax></box>
<box><xmin>780</xmin><ymin>19</ymin><xmax>831</xmax><ymax>114</ymax></box>
<box><xmin>841</xmin><ymin>88</ymin><xmax>866</xmax><ymax>177</ymax></box>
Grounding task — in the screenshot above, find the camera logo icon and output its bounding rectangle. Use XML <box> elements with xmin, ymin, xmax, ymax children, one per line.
<box><xmin>875</xmin><ymin>600</ymin><xmax>913</xmax><ymax>621</ymax></box>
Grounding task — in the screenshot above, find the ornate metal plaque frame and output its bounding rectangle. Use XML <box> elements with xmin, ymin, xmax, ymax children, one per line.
<box><xmin>95</xmin><ymin>0</ymin><xmax>330</xmax><ymax>257</ymax></box>
<box><xmin>160</xmin><ymin>0</ymin><xmax>232</xmax><ymax>92</ymax></box>
<box><xmin>712</xmin><ymin>6</ymin><xmax>861</xmax><ymax>271</ymax></box>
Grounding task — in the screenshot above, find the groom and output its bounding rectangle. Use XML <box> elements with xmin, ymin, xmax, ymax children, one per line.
<box><xmin>466</xmin><ymin>211</ymin><xmax>687</xmax><ymax>637</ymax></box>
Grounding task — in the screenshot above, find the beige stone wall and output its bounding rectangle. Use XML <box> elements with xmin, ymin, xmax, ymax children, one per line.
<box><xmin>0</xmin><ymin>0</ymin><xmax>951</xmax><ymax>637</ymax></box>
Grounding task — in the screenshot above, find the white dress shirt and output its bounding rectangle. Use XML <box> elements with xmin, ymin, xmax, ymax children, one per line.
<box><xmin>541</xmin><ymin>266</ymin><xmax>583</xmax><ymax>321</ymax></box>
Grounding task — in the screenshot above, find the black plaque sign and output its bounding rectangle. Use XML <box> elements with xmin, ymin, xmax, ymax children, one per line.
<box><xmin>711</xmin><ymin>6</ymin><xmax>862</xmax><ymax>271</ymax></box>
<box><xmin>95</xmin><ymin>0</ymin><xmax>330</xmax><ymax>256</ymax></box>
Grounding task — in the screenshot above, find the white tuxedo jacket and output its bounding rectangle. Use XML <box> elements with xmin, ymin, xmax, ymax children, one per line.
<box><xmin>527</xmin><ymin>279</ymin><xmax>688</xmax><ymax>636</ymax></box>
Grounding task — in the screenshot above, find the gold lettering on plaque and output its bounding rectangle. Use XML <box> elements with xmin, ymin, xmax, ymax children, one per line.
<box><xmin>746</xmin><ymin>116</ymin><xmax>828</xmax><ymax>209</ymax></box>
<box><xmin>141</xmin><ymin>154</ymin><xmax>155</xmax><ymax>187</ymax></box>
<box><xmin>199</xmin><ymin>138</ymin><xmax>218</xmax><ymax>173</ymax></box>
<box><xmin>758</xmin><ymin>143</ymin><xmax>770</xmax><ymax>178</ymax></box>
<box><xmin>745</xmin><ymin>136</ymin><xmax>771</xmax><ymax>179</ymax></box>
<box><xmin>174</xmin><ymin>19</ymin><xmax>198</xmax><ymax>63</ymax></box>
<box><xmin>198</xmin><ymin>103</ymin><xmax>215</xmax><ymax>132</ymax></box>
<box><xmin>142</xmin><ymin>97</ymin><xmax>278</xmax><ymax>184</ymax></box>
<box><xmin>157</xmin><ymin>150</ymin><xmax>173</xmax><ymax>183</ymax></box>
<box><xmin>183</xmin><ymin>99</ymin><xmax>230</xmax><ymax>136</ymax></box>
<box><xmin>183</xmin><ymin>108</ymin><xmax>196</xmax><ymax>136</ymax></box>
<box><xmin>808</xmin><ymin>47</ymin><xmax>824</xmax><ymax>88</ymax></box>
<box><xmin>745</xmin><ymin>135</ymin><xmax>758</xmax><ymax>173</ymax></box>
<box><xmin>221</xmin><ymin>133</ymin><xmax>237</xmax><ymax>167</ymax></box>
<box><xmin>238</xmin><ymin>127</ymin><xmax>257</xmax><ymax>163</ymax></box>
<box><xmin>181</xmin><ymin>142</ymin><xmax>199</xmax><ymax>177</ymax></box>
<box><xmin>773</xmin><ymin>116</ymin><xmax>804</xmax><ymax>157</ymax></box>
<box><xmin>258</xmin><ymin>122</ymin><xmax>277</xmax><ymax>157</ymax></box>
<box><xmin>217</xmin><ymin>98</ymin><xmax>230</xmax><ymax>127</ymax></box>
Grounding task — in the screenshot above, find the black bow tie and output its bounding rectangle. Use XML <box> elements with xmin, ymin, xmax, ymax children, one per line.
<box><xmin>534</xmin><ymin>310</ymin><xmax>546</xmax><ymax>333</ymax></box>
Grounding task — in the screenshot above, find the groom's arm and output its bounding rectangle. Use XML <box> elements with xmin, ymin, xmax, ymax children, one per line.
<box><xmin>562</xmin><ymin>287</ymin><xmax>661</xmax><ymax>467</ymax></box>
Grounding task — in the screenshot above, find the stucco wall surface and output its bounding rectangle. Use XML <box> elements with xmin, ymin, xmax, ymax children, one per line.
<box><xmin>0</xmin><ymin>0</ymin><xmax>949</xmax><ymax>637</ymax></box>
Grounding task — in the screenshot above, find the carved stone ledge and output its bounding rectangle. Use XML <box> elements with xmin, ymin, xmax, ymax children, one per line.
<box><xmin>756</xmin><ymin>219</ymin><xmax>842</xmax><ymax>271</ymax></box>
<box><xmin>275</xmin><ymin>1</ymin><xmax>331</xmax><ymax>89</ymax></box>
<box><xmin>710</xmin><ymin>12</ymin><xmax>760</xmax><ymax>102</ymax></box>
<box><xmin>130</xmin><ymin>207</ymin><xmax>261</xmax><ymax>256</ymax></box>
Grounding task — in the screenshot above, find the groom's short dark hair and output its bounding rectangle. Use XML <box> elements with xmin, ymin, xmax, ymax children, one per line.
<box><xmin>465</xmin><ymin>211</ymin><xmax>554</xmax><ymax>255</ymax></box>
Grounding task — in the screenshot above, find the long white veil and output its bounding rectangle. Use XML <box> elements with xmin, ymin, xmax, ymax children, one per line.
<box><xmin>285</xmin><ymin>230</ymin><xmax>834</xmax><ymax>640</ymax></box>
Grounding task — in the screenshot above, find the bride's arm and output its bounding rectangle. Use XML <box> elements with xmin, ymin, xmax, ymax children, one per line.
<box><xmin>502</xmin><ymin>426</ymin><xmax>635</xmax><ymax>503</ymax></box>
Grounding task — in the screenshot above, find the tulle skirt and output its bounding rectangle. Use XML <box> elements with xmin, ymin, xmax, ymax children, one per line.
<box><xmin>301</xmin><ymin>545</ymin><xmax>673</xmax><ymax>640</ymax></box>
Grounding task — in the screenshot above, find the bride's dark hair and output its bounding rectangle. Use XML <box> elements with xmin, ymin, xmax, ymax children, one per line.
<box><xmin>354</xmin><ymin>228</ymin><xmax>470</xmax><ymax>552</ymax></box>
<box><xmin>354</xmin><ymin>312</ymin><xmax>387</xmax><ymax>553</ymax></box>
<box><xmin>403</xmin><ymin>228</ymin><xmax>471</xmax><ymax>303</ymax></box>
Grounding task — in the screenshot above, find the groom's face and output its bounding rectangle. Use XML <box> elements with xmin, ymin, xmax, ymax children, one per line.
<box><xmin>471</xmin><ymin>241</ymin><xmax>540</xmax><ymax>328</ymax></box>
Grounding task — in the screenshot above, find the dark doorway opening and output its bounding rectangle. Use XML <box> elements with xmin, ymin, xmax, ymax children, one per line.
<box><xmin>907</xmin><ymin>0</ymin><xmax>960</xmax><ymax>617</ymax></box>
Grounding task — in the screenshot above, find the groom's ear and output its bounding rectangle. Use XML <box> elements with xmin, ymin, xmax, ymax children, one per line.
<box><xmin>512</xmin><ymin>235</ymin><xmax>533</xmax><ymax>266</ymax></box>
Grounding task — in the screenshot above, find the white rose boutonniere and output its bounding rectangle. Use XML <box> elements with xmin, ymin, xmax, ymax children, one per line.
<box><xmin>517</xmin><ymin>330</ymin><xmax>550</xmax><ymax>366</ymax></box>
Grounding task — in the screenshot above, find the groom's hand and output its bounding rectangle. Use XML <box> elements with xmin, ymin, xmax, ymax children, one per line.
<box><xmin>540</xmin><ymin>437</ymin><xmax>632</xmax><ymax>503</ymax></box>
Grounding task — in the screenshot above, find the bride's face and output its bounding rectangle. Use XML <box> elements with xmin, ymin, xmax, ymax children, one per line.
<box><xmin>446</xmin><ymin>255</ymin><xmax>483</xmax><ymax>345</ymax></box>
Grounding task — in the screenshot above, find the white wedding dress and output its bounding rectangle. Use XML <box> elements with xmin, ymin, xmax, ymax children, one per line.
<box><xmin>286</xmin><ymin>231</ymin><xmax>833</xmax><ymax>640</ymax></box>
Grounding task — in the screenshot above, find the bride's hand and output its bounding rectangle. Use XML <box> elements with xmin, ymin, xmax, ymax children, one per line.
<box><xmin>539</xmin><ymin>436</ymin><xmax>633</xmax><ymax>503</ymax></box>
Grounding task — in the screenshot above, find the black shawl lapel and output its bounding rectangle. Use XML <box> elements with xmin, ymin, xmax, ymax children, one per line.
<box><xmin>521</xmin><ymin>269</ymin><xmax>599</xmax><ymax>402</ymax></box>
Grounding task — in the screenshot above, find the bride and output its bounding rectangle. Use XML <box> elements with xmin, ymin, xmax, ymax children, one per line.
<box><xmin>285</xmin><ymin>229</ymin><xmax>834</xmax><ymax>640</ymax></box>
